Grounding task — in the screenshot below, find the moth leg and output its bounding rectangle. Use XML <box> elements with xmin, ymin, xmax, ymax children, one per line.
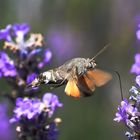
<box><xmin>50</xmin><ymin>70</ymin><xmax>73</xmax><ymax>88</ymax></box>
<box><xmin>50</xmin><ymin>78</ymin><xmax>67</xmax><ymax>88</ymax></box>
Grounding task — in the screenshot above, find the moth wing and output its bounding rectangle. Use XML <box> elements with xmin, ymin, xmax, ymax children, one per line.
<box><xmin>86</xmin><ymin>69</ymin><xmax>112</xmax><ymax>87</ymax></box>
<box><xmin>64</xmin><ymin>79</ymin><xmax>81</xmax><ymax>98</ymax></box>
<box><xmin>78</xmin><ymin>69</ymin><xmax>112</xmax><ymax>96</ymax></box>
<box><xmin>78</xmin><ymin>74</ymin><xmax>96</xmax><ymax>96</ymax></box>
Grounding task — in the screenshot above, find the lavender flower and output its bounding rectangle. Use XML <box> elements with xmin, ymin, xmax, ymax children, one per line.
<box><xmin>0</xmin><ymin>23</ymin><xmax>43</xmax><ymax>53</ymax></box>
<box><xmin>44</xmin><ymin>49</ymin><xmax>52</xmax><ymax>63</ymax></box>
<box><xmin>114</xmin><ymin>85</ymin><xmax>140</xmax><ymax>140</ymax></box>
<box><xmin>10</xmin><ymin>93</ymin><xmax>62</xmax><ymax>140</ymax></box>
<box><xmin>38</xmin><ymin>49</ymin><xmax>52</xmax><ymax>69</ymax></box>
<box><xmin>10</xmin><ymin>93</ymin><xmax>62</xmax><ymax>122</ymax></box>
<box><xmin>26</xmin><ymin>73</ymin><xmax>38</xmax><ymax>84</ymax></box>
<box><xmin>42</xmin><ymin>93</ymin><xmax>63</xmax><ymax>117</ymax></box>
<box><xmin>136</xmin><ymin>24</ymin><xmax>140</xmax><ymax>40</ymax></box>
<box><xmin>0</xmin><ymin>51</ymin><xmax>17</xmax><ymax>77</ymax></box>
<box><xmin>10</xmin><ymin>98</ymin><xmax>43</xmax><ymax>123</ymax></box>
<box><xmin>115</xmin><ymin>22</ymin><xmax>140</xmax><ymax>140</ymax></box>
<box><xmin>0</xmin><ymin>24</ymin><xmax>12</xmax><ymax>41</ymax></box>
<box><xmin>12</xmin><ymin>23</ymin><xmax>30</xmax><ymax>36</ymax></box>
<box><xmin>130</xmin><ymin>54</ymin><xmax>140</xmax><ymax>75</ymax></box>
<box><xmin>0</xmin><ymin>23</ymin><xmax>52</xmax><ymax>97</ymax></box>
<box><xmin>114</xmin><ymin>98</ymin><xmax>137</xmax><ymax>123</ymax></box>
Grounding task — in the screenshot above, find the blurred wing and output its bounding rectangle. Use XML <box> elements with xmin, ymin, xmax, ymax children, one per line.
<box><xmin>86</xmin><ymin>69</ymin><xmax>112</xmax><ymax>87</ymax></box>
<box><xmin>78</xmin><ymin>74</ymin><xmax>96</xmax><ymax>96</ymax></box>
<box><xmin>64</xmin><ymin>69</ymin><xmax>112</xmax><ymax>97</ymax></box>
<box><xmin>78</xmin><ymin>69</ymin><xmax>112</xmax><ymax>96</ymax></box>
<box><xmin>65</xmin><ymin>79</ymin><xmax>81</xmax><ymax>98</ymax></box>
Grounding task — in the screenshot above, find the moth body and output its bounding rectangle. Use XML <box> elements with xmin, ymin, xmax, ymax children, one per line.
<box><xmin>29</xmin><ymin>58</ymin><xmax>96</xmax><ymax>88</ymax></box>
<box><xmin>28</xmin><ymin>57</ymin><xmax>111</xmax><ymax>98</ymax></box>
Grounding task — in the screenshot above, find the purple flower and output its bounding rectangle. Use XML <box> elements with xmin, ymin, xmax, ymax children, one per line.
<box><xmin>136</xmin><ymin>30</ymin><xmax>140</xmax><ymax>40</ymax></box>
<box><xmin>114</xmin><ymin>99</ymin><xmax>137</xmax><ymax>122</ymax></box>
<box><xmin>130</xmin><ymin>54</ymin><xmax>140</xmax><ymax>74</ymax></box>
<box><xmin>12</xmin><ymin>23</ymin><xmax>30</xmax><ymax>53</ymax></box>
<box><xmin>10</xmin><ymin>98</ymin><xmax>42</xmax><ymax>123</ymax></box>
<box><xmin>0</xmin><ymin>23</ymin><xmax>44</xmax><ymax>54</ymax></box>
<box><xmin>10</xmin><ymin>93</ymin><xmax>62</xmax><ymax>123</ymax></box>
<box><xmin>38</xmin><ymin>49</ymin><xmax>52</xmax><ymax>68</ymax></box>
<box><xmin>114</xmin><ymin>99</ymin><xmax>128</xmax><ymax>122</ymax></box>
<box><xmin>0</xmin><ymin>23</ymin><xmax>29</xmax><ymax>42</ymax></box>
<box><xmin>44</xmin><ymin>49</ymin><xmax>52</xmax><ymax>63</ymax></box>
<box><xmin>12</xmin><ymin>23</ymin><xmax>30</xmax><ymax>36</ymax></box>
<box><xmin>26</xmin><ymin>73</ymin><xmax>38</xmax><ymax>84</ymax></box>
<box><xmin>114</xmin><ymin>87</ymin><xmax>140</xmax><ymax>139</ymax></box>
<box><xmin>0</xmin><ymin>24</ymin><xmax>12</xmax><ymax>42</ymax></box>
<box><xmin>0</xmin><ymin>51</ymin><xmax>17</xmax><ymax>77</ymax></box>
<box><xmin>43</xmin><ymin>93</ymin><xmax>63</xmax><ymax>117</ymax></box>
<box><xmin>136</xmin><ymin>24</ymin><xmax>140</xmax><ymax>40</ymax></box>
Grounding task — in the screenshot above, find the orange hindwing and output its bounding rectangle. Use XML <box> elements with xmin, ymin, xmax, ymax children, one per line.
<box><xmin>65</xmin><ymin>79</ymin><xmax>81</xmax><ymax>97</ymax></box>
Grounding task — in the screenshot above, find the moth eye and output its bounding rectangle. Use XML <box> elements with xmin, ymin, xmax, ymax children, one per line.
<box><xmin>87</xmin><ymin>61</ymin><xmax>96</xmax><ymax>69</ymax></box>
<box><xmin>87</xmin><ymin>62</ymin><xmax>93</xmax><ymax>68</ymax></box>
<box><xmin>92</xmin><ymin>62</ymin><xmax>97</xmax><ymax>67</ymax></box>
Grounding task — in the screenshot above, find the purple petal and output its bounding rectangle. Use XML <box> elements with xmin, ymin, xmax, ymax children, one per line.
<box><xmin>3</xmin><ymin>69</ymin><xmax>17</xmax><ymax>77</ymax></box>
<box><xmin>12</xmin><ymin>23</ymin><xmax>30</xmax><ymax>36</ymax></box>
<box><xmin>16</xmin><ymin>98</ymin><xmax>23</xmax><ymax>107</ymax></box>
<box><xmin>0</xmin><ymin>51</ymin><xmax>17</xmax><ymax>77</ymax></box>
<box><xmin>135</xmin><ymin>54</ymin><xmax>140</xmax><ymax>64</ymax></box>
<box><xmin>26</xmin><ymin>73</ymin><xmax>37</xmax><ymax>84</ymax></box>
<box><xmin>136</xmin><ymin>30</ymin><xmax>140</xmax><ymax>40</ymax></box>
<box><xmin>130</xmin><ymin>54</ymin><xmax>140</xmax><ymax>74</ymax></box>
<box><xmin>38</xmin><ymin>62</ymin><xmax>44</xmax><ymax>69</ymax></box>
<box><xmin>9</xmin><ymin>118</ymin><xmax>17</xmax><ymax>123</ymax></box>
<box><xmin>44</xmin><ymin>49</ymin><xmax>52</xmax><ymax>63</ymax></box>
<box><xmin>0</xmin><ymin>24</ymin><xmax>12</xmax><ymax>41</ymax></box>
<box><xmin>114</xmin><ymin>112</ymin><xmax>123</xmax><ymax>122</ymax></box>
<box><xmin>11</xmin><ymin>93</ymin><xmax>62</xmax><ymax>122</ymax></box>
<box><xmin>43</xmin><ymin>93</ymin><xmax>62</xmax><ymax>117</ymax></box>
<box><xmin>121</xmin><ymin>99</ymin><xmax>128</xmax><ymax>109</ymax></box>
<box><xmin>38</xmin><ymin>49</ymin><xmax>52</xmax><ymax>69</ymax></box>
<box><xmin>130</xmin><ymin>64</ymin><xmax>140</xmax><ymax>74</ymax></box>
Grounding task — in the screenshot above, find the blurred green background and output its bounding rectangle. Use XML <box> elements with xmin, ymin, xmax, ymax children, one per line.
<box><xmin>0</xmin><ymin>0</ymin><xmax>140</xmax><ymax>140</ymax></box>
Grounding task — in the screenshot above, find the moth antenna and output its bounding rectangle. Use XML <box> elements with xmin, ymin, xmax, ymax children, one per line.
<box><xmin>114</xmin><ymin>71</ymin><xmax>124</xmax><ymax>100</ymax></box>
<box><xmin>91</xmin><ymin>43</ymin><xmax>111</xmax><ymax>61</ymax></box>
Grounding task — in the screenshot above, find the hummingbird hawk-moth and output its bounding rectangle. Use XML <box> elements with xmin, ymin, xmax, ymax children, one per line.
<box><xmin>28</xmin><ymin>45</ymin><xmax>112</xmax><ymax>97</ymax></box>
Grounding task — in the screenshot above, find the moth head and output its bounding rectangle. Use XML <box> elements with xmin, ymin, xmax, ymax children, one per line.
<box><xmin>86</xmin><ymin>58</ymin><xmax>97</xmax><ymax>69</ymax></box>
